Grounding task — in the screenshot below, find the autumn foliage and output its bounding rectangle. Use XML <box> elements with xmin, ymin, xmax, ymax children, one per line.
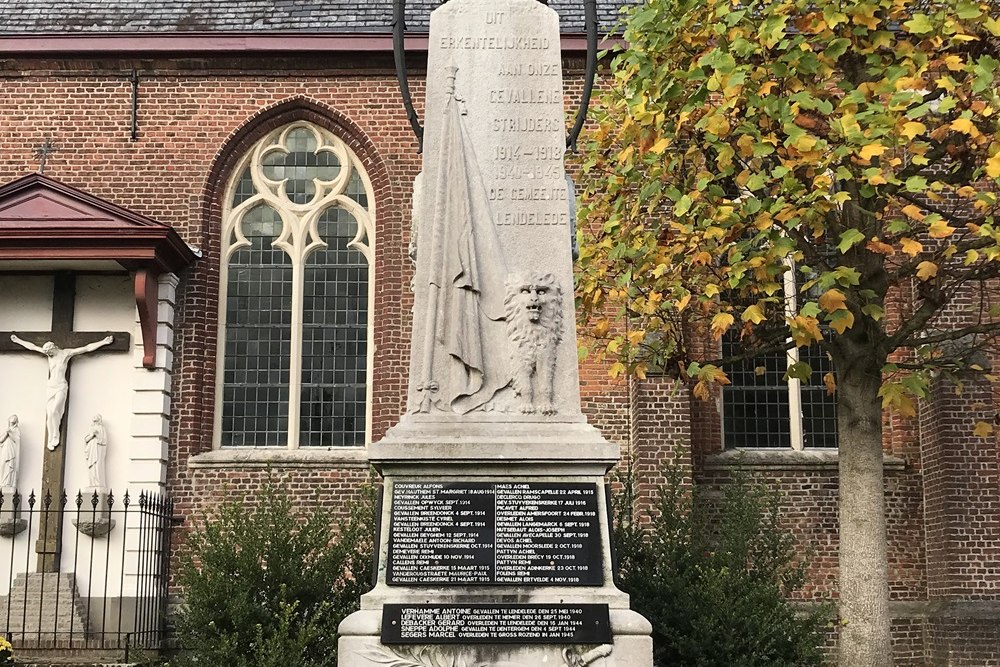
<box><xmin>578</xmin><ymin>0</ymin><xmax>1000</xmax><ymax>421</ymax></box>
<box><xmin>579</xmin><ymin>1</ymin><xmax>1000</xmax><ymax>663</ymax></box>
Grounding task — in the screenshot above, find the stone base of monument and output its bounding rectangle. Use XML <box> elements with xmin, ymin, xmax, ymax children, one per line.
<box><xmin>337</xmin><ymin>419</ymin><xmax>654</xmax><ymax>667</ymax></box>
<box><xmin>339</xmin><ymin>609</ymin><xmax>652</xmax><ymax>667</ymax></box>
<box><xmin>0</xmin><ymin>485</ymin><xmax>28</xmax><ymax>536</ymax></box>
<box><xmin>71</xmin><ymin>488</ymin><xmax>115</xmax><ymax>537</ymax></box>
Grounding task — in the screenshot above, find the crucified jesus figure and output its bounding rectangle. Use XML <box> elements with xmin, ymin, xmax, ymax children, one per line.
<box><xmin>9</xmin><ymin>334</ymin><xmax>114</xmax><ymax>451</ymax></box>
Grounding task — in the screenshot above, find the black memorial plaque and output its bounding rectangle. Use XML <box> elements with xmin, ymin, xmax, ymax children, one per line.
<box><xmin>387</xmin><ymin>481</ymin><xmax>603</xmax><ymax>586</ymax></box>
<box><xmin>388</xmin><ymin>482</ymin><xmax>495</xmax><ymax>585</ymax></box>
<box><xmin>381</xmin><ymin>603</ymin><xmax>612</xmax><ymax>644</ymax></box>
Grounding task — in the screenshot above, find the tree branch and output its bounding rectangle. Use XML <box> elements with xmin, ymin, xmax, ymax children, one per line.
<box><xmin>900</xmin><ymin>323</ymin><xmax>1000</xmax><ymax>348</ymax></box>
<box><xmin>884</xmin><ymin>282</ymin><xmax>946</xmax><ymax>353</ymax></box>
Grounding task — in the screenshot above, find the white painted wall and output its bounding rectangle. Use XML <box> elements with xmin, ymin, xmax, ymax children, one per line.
<box><xmin>67</xmin><ymin>275</ymin><xmax>136</xmax><ymax>500</ymax></box>
<box><xmin>0</xmin><ymin>275</ymin><xmax>54</xmax><ymax>498</ymax></box>
<box><xmin>0</xmin><ymin>273</ymin><xmax>175</xmax><ymax>603</ymax></box>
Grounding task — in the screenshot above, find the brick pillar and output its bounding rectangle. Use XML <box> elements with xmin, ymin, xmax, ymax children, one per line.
<box><xmin>920</xmin><ymin>375</ymin><xmax>1000</xmax><ymax>664</ymax></box>
<box><xmin>629</xmin><ymin>377</ymin><xmax>692</xmax><ymax>519</ymax></box>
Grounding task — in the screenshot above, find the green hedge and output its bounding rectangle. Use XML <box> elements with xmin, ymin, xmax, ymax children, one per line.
<box><xmin>613</xmin><ymin>465</ymin><xmax>829</xmax><ymax>667</ymax></box>
<box><xmin>172</xmin><ymin>482</ymin><xmax>376</xmax><ymax>667</ymax></box>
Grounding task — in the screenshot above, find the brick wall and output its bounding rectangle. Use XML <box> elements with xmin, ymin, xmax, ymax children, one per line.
<box><xmin>0</xmin><ymin>49</ymin><xmax>609</xmax><ymax>571</ymax></box>
<box><xmin>0</xmin><ymin>56</ymin><xmax>417</xmax><ymax>598</ymax></box>
<box><xmin>2</xmin><ymin>51</ymin><xmax>999</xmax><ymax>666</ymax></box>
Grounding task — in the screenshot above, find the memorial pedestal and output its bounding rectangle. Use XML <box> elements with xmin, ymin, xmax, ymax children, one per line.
<box><xmin>338</xmin><ymin>419</ymin><xmax>653</xmax><ymax>667</ymax></box>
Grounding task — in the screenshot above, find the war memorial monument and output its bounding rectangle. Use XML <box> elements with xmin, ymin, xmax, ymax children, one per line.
<box><xmin>338</xmin><ymin>1</ymin><xmax>655</xmax><ymax>664</ymax></box>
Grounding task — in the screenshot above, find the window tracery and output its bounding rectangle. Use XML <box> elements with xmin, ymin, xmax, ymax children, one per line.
<box><xmin>217</xmin><ymin>122</ymin><xmax>373</xmax><ymax>448</ymax></box>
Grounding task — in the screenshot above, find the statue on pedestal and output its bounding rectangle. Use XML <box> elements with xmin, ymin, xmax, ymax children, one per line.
<box><xmin>0</xmin><ymin>415</ymin><xmax>19</xmax><ymax>489</ymax></box>
<box><xmin>0</xmin><ymin>415</ymin><xmax>26</xmax><ymax>537</ymax></box>
<box><xmin>83</xmin><ymin>414</ymin><xmax>107</xmax><ymax>490</ymax></box>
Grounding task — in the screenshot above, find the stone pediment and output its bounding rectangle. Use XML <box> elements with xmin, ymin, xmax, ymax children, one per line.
<box><xmin>0</xmin><ymin>173</ymin><xmax>198</xmax><ymax>368</ymax></box>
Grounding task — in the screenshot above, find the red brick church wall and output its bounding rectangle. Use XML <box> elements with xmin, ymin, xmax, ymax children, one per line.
<box><xmin>1</xmin><ymin>52</ymin><xmax>998</xmax><ymax>666</ymax></box>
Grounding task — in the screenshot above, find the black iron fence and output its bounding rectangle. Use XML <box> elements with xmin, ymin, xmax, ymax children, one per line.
<box><xmin>0</xmin><ymin>489</ymin><xmax>173</xmax><ymax>652</ymax></box>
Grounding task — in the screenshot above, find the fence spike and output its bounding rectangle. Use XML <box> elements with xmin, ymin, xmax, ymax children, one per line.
<box><xmin>1</xmin><ymin>488</ymin><xmax>173</xmax><ymax>651</ymax></box>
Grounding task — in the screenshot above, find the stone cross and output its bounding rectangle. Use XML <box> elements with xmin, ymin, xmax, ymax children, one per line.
<box><xmin>32</xmin><ymin>138</ymin><xmax>57</xmax><ymax>175</ymax></box>
<box><xmin>0</xmin><ymin>273</ymin><xmax>130</xmax><ymax>571</ymax></box>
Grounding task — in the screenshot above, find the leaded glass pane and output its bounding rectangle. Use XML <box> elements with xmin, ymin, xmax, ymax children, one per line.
<box><xmin>232</xmin><ymin>166</ymin><xmax>255</xmax><ymax>206</ymax></box>
<box><xmin>722</xmin><ymin>329</ymin><xmax>792</xmax><ymax>448</ymax></box>
<box><xmin>799</xmin><ymin>343</ymin><xmax>838</xmax><ymax>448</ymax></box>
<box><xmin>220</xmin><ymin>122</ymin><xmax>372</xmax><ymax>449</ymax></box>
<box><xmin>300</xmin><ymin>207</ymin><xmax>368</xmax><ymax>447</ymax></box>
<box><xmin>221</xmin><ymin>205</ymin><xmax>292</xmax><ymax>446</ymax></box>
<box><xmin>347</xmin><ymin>168</ymin><xmax>369</xmax><ymax>209</ymax></box>
<box><xmin>722</xmin><ymin>387</ymin><xmax>793</xmax><ymax>448</ymax></box>
<box><xmin>720</xmin><ymin>302</ymin><xmax>838</xmax><ymax>448</ymax></box>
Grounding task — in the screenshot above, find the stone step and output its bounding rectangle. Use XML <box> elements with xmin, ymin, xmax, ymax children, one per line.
<box><xmin>2</xmin><ymin>573</ymin><xmax>91</xmax><ymax>638</ymax></box>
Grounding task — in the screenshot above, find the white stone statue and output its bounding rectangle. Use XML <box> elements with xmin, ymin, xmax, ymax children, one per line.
<box><xmin>83</xmin><ymin>414</ymin><xmax>107</xmax><ymax>490</ymax></box>
<box><xmin>0</xmin><ymin>415</ymin><xmax>19</xmax><ymax>489</ymax></box>
<box><xmin>9</xmin><ymin>334</ymin><xmax>114</xmax><ymax>451</ymax></box>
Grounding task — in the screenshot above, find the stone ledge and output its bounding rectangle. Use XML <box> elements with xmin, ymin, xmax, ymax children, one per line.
<box><xmin>703</xmin><ymin>449</ymin><xmax>907</xmax><ymax>472</ymax></box>
<box><xmin>792</xmin><ymin>599</ymin><xmax>1000</xmax><ymax>620</ymax></box>
<box><xmin>187</xmin><ymin>447</ymin><xmax>370</xmax><ymax>470</ymax></box>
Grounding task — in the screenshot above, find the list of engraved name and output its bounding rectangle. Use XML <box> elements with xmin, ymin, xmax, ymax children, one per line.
<box><xmin>388</xmin><ymin>482</ymin><xmax>602</xmax><ymax>586</ymax></box>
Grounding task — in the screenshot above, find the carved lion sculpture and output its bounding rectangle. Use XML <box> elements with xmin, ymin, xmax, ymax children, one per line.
<box><xmin>504</xmin><ymin>271</ymin><xmax>564</xmax><ymax>415</ymax></box>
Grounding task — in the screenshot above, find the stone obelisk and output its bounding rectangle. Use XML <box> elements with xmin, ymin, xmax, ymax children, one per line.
<box><xmin>338</xmin><ymin>1</ymin><xmax>654</xmax><ymax>665</ymax></box>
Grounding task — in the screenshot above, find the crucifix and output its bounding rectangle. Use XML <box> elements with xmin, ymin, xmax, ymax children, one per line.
<box><xmin>0</xmin><ymin>272</ymin><xmax>130</xmax><ymax>572</ymax></box>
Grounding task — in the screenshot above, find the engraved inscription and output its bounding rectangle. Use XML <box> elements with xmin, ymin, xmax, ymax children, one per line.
<box><xmin>498</xmin><ymin>211</ymin><xmax>569</xmax><ymax>226</ymax></box>
<box><xmin>439</xmin><ymin>36</ymin><xmax>552</xmax><ymax>50</ymax></box>
<box><xmin>488</xmin><ymin>187</ymin><xmax>568</xmax><ymax>201</ymax></box>
<box><xmin>492</xmin><ymin>117</ymin><xmax>563</xmax><ymax>132</ymax></box>
<box><xmin>434</xmin><ymin>2</ymin><xmax>573</xmax><ymax>243</ymax></box>
<box><xmin>381</xmin><ymin>604</ymin><xmax>613</xmax><ymax>645</ymax></box>
<box><xmin>489</xmin><ymin>88</ymin><xmax>562</xmax><ymax>104</ymax></box>
<box><xmin>387</xmin><ymin>482</ymin><xmax>603</xmax><ymax>586</ymax></box>
<box><xmin>495</xmin><ymin>164</ymin><xmax>563</xmax><ymax>180</ymax></box>
<box><xmin>498</xmin><ymin>63</ymin><xmax>560</xmax><ymax>77</ymax></box>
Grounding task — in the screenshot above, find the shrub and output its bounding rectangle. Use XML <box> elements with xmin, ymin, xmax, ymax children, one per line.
<box><xmin>173</xmin><ymin>481</ymin><xmax>376</xmax><ymax>667</ymax></box>
<box><xmin>613</xmin><ymin>465</ymin><xmax>828</xmax><ymax>667</ymax></box>
<box><xmin>0</xmin><ymin>635</ymin><xmax>13</xmax><ymax>665</ymax></box>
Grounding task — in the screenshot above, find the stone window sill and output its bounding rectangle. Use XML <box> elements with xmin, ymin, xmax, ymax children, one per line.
<box><xmin>187</xmin><ymin>447</ymin><xmax>370</xmax><ymax>469</ymax></box>
<box><xmin>703</xmin><ymin>449</ymin><xmax>906</xmax><ymax>472</ymax></box>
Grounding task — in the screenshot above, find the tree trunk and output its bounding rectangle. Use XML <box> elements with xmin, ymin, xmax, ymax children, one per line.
<box><xmin>834</xmin><ymin>350</ymin><xmax>892</xmax><ymax>667</ymax></box>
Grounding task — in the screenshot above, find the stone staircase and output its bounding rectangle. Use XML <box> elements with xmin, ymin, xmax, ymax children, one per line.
<box><xmin>2</xmin><ymin>573</ymin><xmax>90</xmax><ymax>641</ymax></box>
<box><xmin>0</xmin><ymin>573</ymin><xmax>141</xmax><ymax>665</ymax></box>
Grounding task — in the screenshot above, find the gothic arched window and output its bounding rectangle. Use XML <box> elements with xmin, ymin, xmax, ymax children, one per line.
<box><xmin>216</xmin><ymin>122</ymin><xmax>373</xmax><ymax>448</ymax></box>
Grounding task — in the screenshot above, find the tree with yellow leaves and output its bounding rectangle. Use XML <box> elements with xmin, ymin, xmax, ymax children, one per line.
<box><xmin>578</xmin><ymin>0</ymin><xmax>1000</xmax><ymax>664</ymax></box>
